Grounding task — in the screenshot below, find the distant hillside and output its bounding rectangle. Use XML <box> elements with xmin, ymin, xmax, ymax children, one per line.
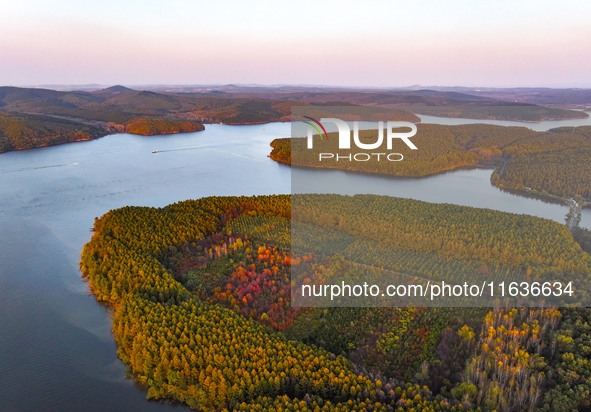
<box><xmin>0</xmin><ymin>85</ymin><xmax>303</xmax><ymax>124</ymax></box>
<box><xmin>0</xmin><ymin>86</ymin><xmax>187</xmax><ymax>123</ymax></box>
<box><xmin>0</xmin><ymin>112</ymin><xmax>107</xmax><ymax>152</ymax></box>
<box><xmin>0</xmin><ymin>85</ymin><xmax>587</xmax><ymax>153</ymax></box>
<box><xmin>224</xmin><ymin>89</ymin><xmax>588</xmax><ymax>121</ymax></box>
<box><xmin>422</xmin><ymin>86</ymin><xmax>591</xmax><ymax>108</ymax></box>
<box><xmin>0</xmin><ymin>85</ymin><xmax>410</xmax><ymax>152</ymax></box>
<box><xmin>125</xmin><ymin>117</ymin><xmax>204</xmax><ymax>136</ymax></box>
<box><xmin>149</xmin><ymin>84</ymin><xmax>591</xmax><ymax>120</ymax></box>
<box><xmin>1</xmin><ymin>85</ymin><xmax>581</xmax><ymax>125</ymax></box>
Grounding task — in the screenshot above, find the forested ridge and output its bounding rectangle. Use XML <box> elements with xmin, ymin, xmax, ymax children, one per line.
<box><xmin>124</xmin><ymin>117</ymin><xmax>205</xmax><ymax>135</ymax></box>
<box><xmin>2</xmin><ymin>84</ymin><xmax>587</xmax><ymax>153</ymax></box>
<box><xmin>271</xmin><ymin>124</ymin><xmax>591</xmax><ymax>200</ymax></box>
<box><xmin>81</xmin><ymin>195</ymin><xmax>591</xmax><ymax>410</ymax></box>
<box><xmin>0</xmin><ymin>111</ymin><xmax>107</xmax><ymax>152</ymax></box>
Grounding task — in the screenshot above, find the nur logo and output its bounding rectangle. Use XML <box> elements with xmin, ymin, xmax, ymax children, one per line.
<box><xmin>301</xmin><ymin>116</ymin><xmax>418</xmax><ymax>162</ymax></box>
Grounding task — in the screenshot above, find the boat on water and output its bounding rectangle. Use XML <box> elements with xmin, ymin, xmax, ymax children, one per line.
<box><xmin>152</xmin><ymin>150</ymin><xmax>159</xmax><ymax>154</ymax></box>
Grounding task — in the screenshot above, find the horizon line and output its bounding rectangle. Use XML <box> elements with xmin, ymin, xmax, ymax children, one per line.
<box><xmin>6</xmin><ymin>83</ymin><xmax>591</xmax><ymax>91</ymax></box>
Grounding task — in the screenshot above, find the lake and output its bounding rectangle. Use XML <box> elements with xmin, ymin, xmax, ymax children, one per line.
<box><xmin>0</xmin><ymin>120</ymin><xmax>587</xmax><ymax>411</ymax></box>
<box><xmin>418</xmin><ymin>111</ymin><xmax>591</xmax><ymax>131</ymax></box>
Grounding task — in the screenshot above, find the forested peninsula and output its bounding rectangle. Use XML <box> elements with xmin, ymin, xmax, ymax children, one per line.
<box><xmin>270</xmin><ymin>124</ymin><xmax>591</xmax><ymax>202</ymax></box>
<box><xmin>81</xmin><ymin>194</ymin><xmax>591</xmax><ymax>410</ymax></box>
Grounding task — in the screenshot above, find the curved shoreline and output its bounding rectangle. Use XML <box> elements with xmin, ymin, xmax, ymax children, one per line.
<box><xmin>274</xmin><ymin>154</ymin><xmax>589</xmax><ymax>229</ymax></box>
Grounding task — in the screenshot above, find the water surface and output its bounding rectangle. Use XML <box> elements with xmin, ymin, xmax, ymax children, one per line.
<box><xmin>418</xmin><ymin>111</ymin><xmax>591</xmax><ymax>131</ymax></box>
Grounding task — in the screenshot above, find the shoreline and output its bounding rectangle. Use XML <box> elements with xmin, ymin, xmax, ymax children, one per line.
<box><xmin>271</xmin><ymin>154</ymin><xmax>591</xmax><ymax>221</ymax></box>
<box><xmin>4</xmin><ymin>107</ymin><xmax>591</xmax><ymax>155</ymax></box>
<box><xmin>0</xmin><ymin>120</ymin><xmax>280</xmax><ymax>155</ymax></box>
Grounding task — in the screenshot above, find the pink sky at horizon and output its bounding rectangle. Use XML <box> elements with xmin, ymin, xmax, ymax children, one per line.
<box><xmin>1</xmin><ymin>0</ymin><xmax>590</xmax><ymax>88</ymax></box>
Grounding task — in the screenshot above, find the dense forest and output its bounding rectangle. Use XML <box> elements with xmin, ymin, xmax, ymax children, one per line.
<box><xmin>124</xmin><ymin>117</ymin><xmax>205</xmax><ymax>135</ymax></box>
<box><xmin>271</xmin><ymin>124</ymin><xmax>591</xmax><ymax>200</ymax></box>
<box><xmin>0</xmin><ymin>111</ymin><xmax>107</xmax><ymax>152</ymax></box>
<box><xmin>81</xmin><ymin>194</ymin><xmax>591</xmax><ymax>410</ymax></box>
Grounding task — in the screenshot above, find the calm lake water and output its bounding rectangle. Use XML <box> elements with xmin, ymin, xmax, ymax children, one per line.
<box><xmin>0</xmin><ymin>119</ymin><xmax>587</xmax><ymax>411</ymax></box>
<box><xmin>582</xmin><ymin>208</ymin><xmax>591</xmax><ymax>231</ymax></box>
<box><xmin>418</xmin><ymin>111</ymin><xmax>591</xmax><ymax>131</ymax></box>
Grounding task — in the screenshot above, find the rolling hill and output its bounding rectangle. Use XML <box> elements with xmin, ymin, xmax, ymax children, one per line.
<box><xmin>0</xmin><ymin>85</ymin><xmax>587</xmax><ymax>153</ymax></box>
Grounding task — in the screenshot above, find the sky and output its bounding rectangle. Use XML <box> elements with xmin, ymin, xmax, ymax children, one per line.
<box><xmin>1</xmin><ymin>0</ymin><xmax>590</xmax><ymax>88</ymax></box>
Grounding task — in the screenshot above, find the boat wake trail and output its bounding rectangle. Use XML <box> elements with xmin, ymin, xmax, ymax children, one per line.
<box><xmin>0</xmin><ymin>163</ymin><xmax>79</xmax><ymax>174</ymax></box>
